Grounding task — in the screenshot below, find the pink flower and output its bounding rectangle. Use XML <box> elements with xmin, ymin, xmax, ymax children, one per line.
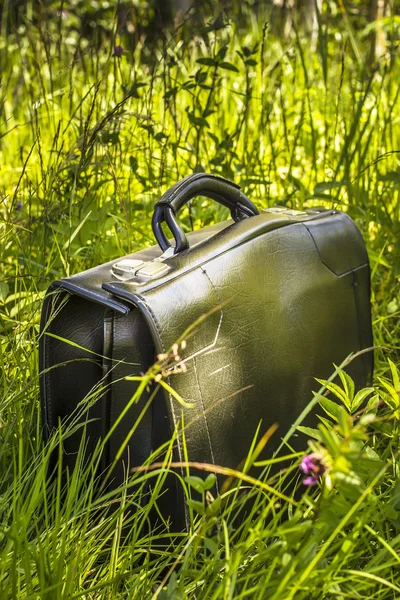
<box><xmin>300</xmin><ymin>453</ymin><xmax>326</xmax><ymax>486</ymax></box>
<box><xmin>303</xmin><ymin>474</ymin><xmax>320</xmax><ymax>486</ymax></box>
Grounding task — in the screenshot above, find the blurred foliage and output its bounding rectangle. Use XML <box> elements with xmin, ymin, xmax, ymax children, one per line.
<box><xmin>1</xmin><ymin>0</ymin><xmax>399</xmax><ymax>48</ymax></box>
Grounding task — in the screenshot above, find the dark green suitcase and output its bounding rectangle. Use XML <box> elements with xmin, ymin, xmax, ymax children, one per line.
<box><xmin>39</xmin><ymin>173</ymin><xmax>373</xmax><ymax>529</ymax></box>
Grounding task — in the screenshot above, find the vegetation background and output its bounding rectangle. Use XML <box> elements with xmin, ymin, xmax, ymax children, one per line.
<box><xmin>1</xmin><ymin>0</ymin><xmax>400</xmax><ymax>598</ymax></box>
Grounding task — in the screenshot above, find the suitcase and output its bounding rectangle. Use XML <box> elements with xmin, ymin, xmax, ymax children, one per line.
<box><xmin>39</xmin><ymin>173</ymin><xmax>373</xmax><ymax>529</ymax></box>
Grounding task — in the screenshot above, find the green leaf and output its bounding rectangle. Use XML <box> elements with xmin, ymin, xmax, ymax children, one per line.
<box><xmin>316</xmin><ymin>378</ymin><xmax>349</xmax><ymax>407</ymax></box>
<box><xmin>337</xmin><ymin>369</ymin><xmax>355</xmax><ymax>404</ymax></box>
<box><xmin>129</xmin><ymin>156</ymin><xmax>138</xmax><ymax>172</ymax></box>
<box><xmin>216</xmin><ymin>46</ymin><xmax>228</xmax><ymax>60</ymax></box>
<box><xmin>365</xmin><ymin>393</ymin><xmax>380</xmax><ymax>414</ymax></box>
<box><xmin>129</xmin><ymin>82</ymin><xmax>146</xmax><ymax>98</ymax></box>
<box><xmin>155</xmin><ymin>132</ymin><xmax>167</xmax><ymax>142</ymax></box>
<box><xmin>242</xmin><ymin>45</ymin><xmax>258</xmax><ymax>57</ymax></box>
<box><xmin>187</xmin><ymin>113</ymin><xmax>209</xmax><ymax>128</ymax></box>
<box><xmin>164</xmin><ymin>86</ymin><xmax>179</xmax><ymax>99</ymax></box>
<box><xmin>358</xmin><ymin>413</ymin><xmax>376</xmax><ymax>426</ymax></box>
<box><xmin>195</xmin><ymin>71</ymin><xmax>207</xmax><ymax>84</ymax></box>
<box><xmin>318</xmin><ymin>423</ymin><xmax>341</xmax><ymax>455</ymax></box>
<box><xmin>378</xmin><ymin>377</ymin><xmax>399</xmax><ymax>410</ymax></box>
<box><xmin>245</xmin><ymin>59</ymin><xmax>258</xmax><ymax>66</ymax></box>
<box><xmin>364</xmin><ymin>445</ymin><xmax>380</xmax><ymax>460</ymax></box>
<box><xmin>387</xmin><ymin>299</ymin><xmax>399</xmax><ymax>314</ymax></box>
<box><xmin>337</xmin><ymin>405</ymin><xmax>352</xmax><ymax>436</ymax></box>
<box><xmin>203</xmin><ymin>108</ymin><xmax>216</xmax><ymax>118</ymax></box>
<box><xmin>0</xmin><ymin>283</ymin><xmax>9</xmax><ymax>303</ymax></box>
<box><xmin>351</xmin><ymin>387</ymin><xmax>375</xmax><ymax>413</ymax></box>
<box><xmin>219</xmin><ymin>61</ymin><xmax>239</xmax><ymax>72</ymax></box>
<box><xmin>185</xmin><ymin>475</ymin><xmax>206</xmax><ymax>494</ymax></box>
<box><xmin>281</xmin><ymin>552</ymin><xmax>292</xmax><ymax>567</ymax></box>
<box><xmin>203</xmin><ymin>473</ymin><xmax>216</xmax><ymax>491</ymax></box>
<box><xmin>208</xmin><ymin>132</ymin><xmax>219</xmax><ymax>144</ymax></box>
<box><xmin>185</xmin><ymin>473</ymin><xmax>217</xmax><ymax>494</ymax></box>
<box><xmin>206</xmin><ymin>496</ymin><xmax>221</xmax><ymax>517</ymax></box>
<box><xmin>296</xmin><ymin>426</ymin><xmax>321</xmax><ymax>441</ymax></box>
<box><xmin>204</xmin><ymin>537</ymin><xmax>219</xmax><ymax>553</ymax></box>
<box><xmin>314</xmin><ymin>180</ymin><xmax>350</xmax><ymax>194</ymax></box>
<box><xmin>388</xmin><ymin>359</ymin><xmax>400</xmax><ymax>391</ymax></box>
<box><xmin>318</xmin><ymin>397</ymin><xmax>342</xmax><ymax>422</ymax></box>
<box><xmin>186</xmin><ymin>499</ymin><xmax>205</xmax><ymax>515</ymax></box>
<box><xmin>196</xmin><ymin>57</ymin><xmax>216</xmax><ymax>67</ymax></box>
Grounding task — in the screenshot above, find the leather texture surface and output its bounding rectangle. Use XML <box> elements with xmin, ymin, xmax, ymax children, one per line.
<box><xmin>39</xmin><ymin>177</ymin><xmax>373</xmax><ymax>531</ymax></box>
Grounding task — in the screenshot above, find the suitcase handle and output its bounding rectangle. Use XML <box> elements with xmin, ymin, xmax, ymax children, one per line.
<box><xmin>152</xmin><ymin>173</ymin><xmax>259</xmax><ymax>253</ymax></box>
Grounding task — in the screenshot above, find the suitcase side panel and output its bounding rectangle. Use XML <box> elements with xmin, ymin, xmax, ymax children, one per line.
<box><xmin>39</xmin><ymin>292</ymin><xmax>108</xmax><ymax>464</ymax></box>
<box><xmin>39</xmin><ymin>289</ymin><xmax>185</xmax><ymax>528</ymax></box>
<box><xmin>102</xmin><ymin>217</ymin><xmax>372</xmax><ymax>475</ymax></box>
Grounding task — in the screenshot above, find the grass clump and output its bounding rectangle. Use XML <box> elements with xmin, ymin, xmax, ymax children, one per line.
<box><xmin>1</xmin><ymin>2</ymin><xmax>400</xmax><ymax>598</ymax></box>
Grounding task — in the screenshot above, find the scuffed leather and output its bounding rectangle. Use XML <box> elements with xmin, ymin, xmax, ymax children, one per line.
<box><xmin>104</xmin><ymin>218</ymin><xmax>372</xmax><ymax>467</ymax></box>
<box><xmin>40</xmin><ymin>204</ymin><xmax>373</xmax><ymax>531</ymax></box>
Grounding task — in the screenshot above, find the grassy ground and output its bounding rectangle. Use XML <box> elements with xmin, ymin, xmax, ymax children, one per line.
<box><xmin>1</xmin><ymin>4</ymin><xmax>400</xmax><ymax>598</ymax></box>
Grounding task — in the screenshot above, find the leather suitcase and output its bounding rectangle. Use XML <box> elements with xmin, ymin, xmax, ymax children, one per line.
<box><xmin>39</xmin><ymin>173</ymin><xmax>373</xmax><ymax>529</ymax></box>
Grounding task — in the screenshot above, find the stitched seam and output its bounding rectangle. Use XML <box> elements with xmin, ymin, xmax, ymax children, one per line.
<box><xmin>131</xmin><ymin>292</ymin><xmax>189</xmax><ymax>529</ymax></box>
<box><xmin>139</xmin><ymin>298</ymin><xmax>181</xmax><ymax>450</ymax></box>
<box><xmin>302</xmin><ymin>222</ymin><xmax>368</xmax><ymax>278</ymax></box>
<box><xmin>110</xmin><ymin>315</ymin><xmax>117</xmax><ymax>436</ymax></box>
<box><xmin>199</xmin><ymin>266</ymin><xmax>225</xmax><ymax>496</ymax></box>
<box><xmin>193</xmin><ymin>356</ymin><xmax>219</xmax><ymax>496</ymax></box>
<box><xmin>200</xmin><ymin>267</ymin><xmax>224</xmax><ymax>330</ymax></box>
<box><xmin>63</xmin><ymin>282</ymin><xmax>114</xmax><ymax>303</ymax></box>
<box><xmin>57</xmin><ymin>281</ymin><xmax>128</xmax><ymax>313</ymax></box>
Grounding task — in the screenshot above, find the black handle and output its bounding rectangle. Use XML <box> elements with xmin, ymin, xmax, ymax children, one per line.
<box><xmin>152</xmin><ymin>173</ymin><xmax>259</xmax><ymax>253</ymax></box>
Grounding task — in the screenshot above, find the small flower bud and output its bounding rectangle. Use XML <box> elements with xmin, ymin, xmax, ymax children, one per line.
<box><xmin>114</xmin><ymin>45</ymin><xmax>124</xmax><ymax>57</ymax></box>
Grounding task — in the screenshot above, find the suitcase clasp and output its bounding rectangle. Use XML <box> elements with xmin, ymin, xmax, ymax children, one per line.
<box><xmin>112</xmin><ymin>255</ymin><xmax>171</xmax><ymax>282</ymax></box>
<box><xmin>111</xmin><ymin>259</ymin><xmax>145</xmax><ymax>281</ymax></box>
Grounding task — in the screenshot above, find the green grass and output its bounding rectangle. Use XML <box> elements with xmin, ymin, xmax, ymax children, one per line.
<box><xmin>1</xmin><ymin>3</ymin><xmax>400</xmax><ymax>598</ymax></box>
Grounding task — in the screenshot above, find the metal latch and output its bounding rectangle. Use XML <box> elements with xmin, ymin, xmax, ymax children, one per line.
<box><xmin>134</xmin><ymin>262</ymin><xmax>170</xmax><ymax>280</ymax></box>
<box><xmin>264</xmin><ymin>207</ymin><xmax>308</xmax><ymax>216</ymax></box>
<box><xmin>111</xmin><ymin>250</ymin><xmax>173</xmax><ymax>282</ymax></box>
<box><xmin>112</xmin><ymin>259</ymin><xmax>145</xmax><ymax>280</ymax></box>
